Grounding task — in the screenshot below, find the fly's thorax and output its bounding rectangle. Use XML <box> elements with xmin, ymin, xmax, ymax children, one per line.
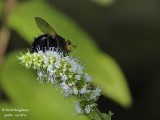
<box><xmin>32</xmin><ymin>33</ymin><xmax>74</xmax><ymax>55</ymax></box>
<box><xmin>32</xmin><ymin>34</ymin><xmax>56</xmax><ymax>52</ymax></box>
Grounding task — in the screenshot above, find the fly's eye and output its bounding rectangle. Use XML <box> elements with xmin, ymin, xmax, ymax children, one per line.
<box><xmin>67</xmin><ymin>40</ymin><xmax>71</xmax><ymax>45</ymax></box>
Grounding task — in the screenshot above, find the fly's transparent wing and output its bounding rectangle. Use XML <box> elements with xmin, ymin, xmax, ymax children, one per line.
<box><xmin>35</xmin><ymin>17</ymin><xmax>57</xmax><ymax>36</ymax></box>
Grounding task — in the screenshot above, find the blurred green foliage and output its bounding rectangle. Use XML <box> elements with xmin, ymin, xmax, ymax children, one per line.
<box><xmin>0</xmin><ymin>0</ymin><xmax>4</xmax><ymax>18</ymax></box>
<box><xmin>0</xmin><ymin>0</ymin><xmax>132</xmax><ymax>120</ymax></box>
<box><xmin>90</xmin><ymin>0</ymin><xmax>114</xmax><ymax>7</ymax></box>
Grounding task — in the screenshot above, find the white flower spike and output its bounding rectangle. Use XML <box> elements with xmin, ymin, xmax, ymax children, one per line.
<box><xmin>18</xmin><ymin>49</ymin><xmax>102</xmax><ymax>115</ymax></box>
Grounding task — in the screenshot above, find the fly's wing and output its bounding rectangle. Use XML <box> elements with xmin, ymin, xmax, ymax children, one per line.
<box><xmin>35</xmin><ymin>17</ymin><xmax>57</xmax><ymax>36</ymax></box>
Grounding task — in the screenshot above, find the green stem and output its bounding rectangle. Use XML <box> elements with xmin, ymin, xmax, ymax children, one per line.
<box><xmin>94</xmin><ymin>106</ymin><xmax>106</xmax><ymax>120</ymax></box>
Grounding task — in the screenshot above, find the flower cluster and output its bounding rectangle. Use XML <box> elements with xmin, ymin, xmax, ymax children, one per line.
<box><xmin>18</xmin><ymin>49</ymin><xmax>101</xmax><ymax>114</ymax></box>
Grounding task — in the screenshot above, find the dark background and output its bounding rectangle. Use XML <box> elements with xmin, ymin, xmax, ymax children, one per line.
<box><xmin>5</xmin><ymin>0</ymin><xmax>160</xmax><ymax>120</ymax></box>
<box><xmin>47</xmin><ymin>0</ymin><xmax>160</xmax><ymax>120</ymax></box>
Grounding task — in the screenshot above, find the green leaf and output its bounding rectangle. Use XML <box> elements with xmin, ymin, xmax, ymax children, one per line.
<box><xmin>8</xmin><ymin>1</ymin><xmax>132</xmax><ymax>107</ymax></box>
<box><xmin>0</xmin><ymin>51</ymin><xmax>89</xmax><ymax>120</ymax></box>
<box><xmin>88</xmin><ymin>111</ymin><xmax>101</xmax><ymax>120</ymax></box>
<box><xmin>103</xmin><ymin>111</ymin><xmax>114</xmax><ymax>120</ymax></box>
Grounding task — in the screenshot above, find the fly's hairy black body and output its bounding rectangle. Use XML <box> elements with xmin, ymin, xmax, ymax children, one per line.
<box><xmin>32</xmin><ymin>17</ymin><xmax>75</xmax><ymax>55</ymax></box>
<box><xmin>32</xmin><ymin>34</ymin><xmax>67</xmax><ymax>53</ymax></box>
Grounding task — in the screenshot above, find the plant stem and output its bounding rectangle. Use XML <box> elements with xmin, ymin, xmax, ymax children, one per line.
<box><xmin>94</xmin><ymin>106</ymin><xmax>106</xmax><ymax>120</ymax></box>
<box><xmin>0</xmin><ymin>0</ymin><xmax>17</xmax><ymax>63</ymax></box>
